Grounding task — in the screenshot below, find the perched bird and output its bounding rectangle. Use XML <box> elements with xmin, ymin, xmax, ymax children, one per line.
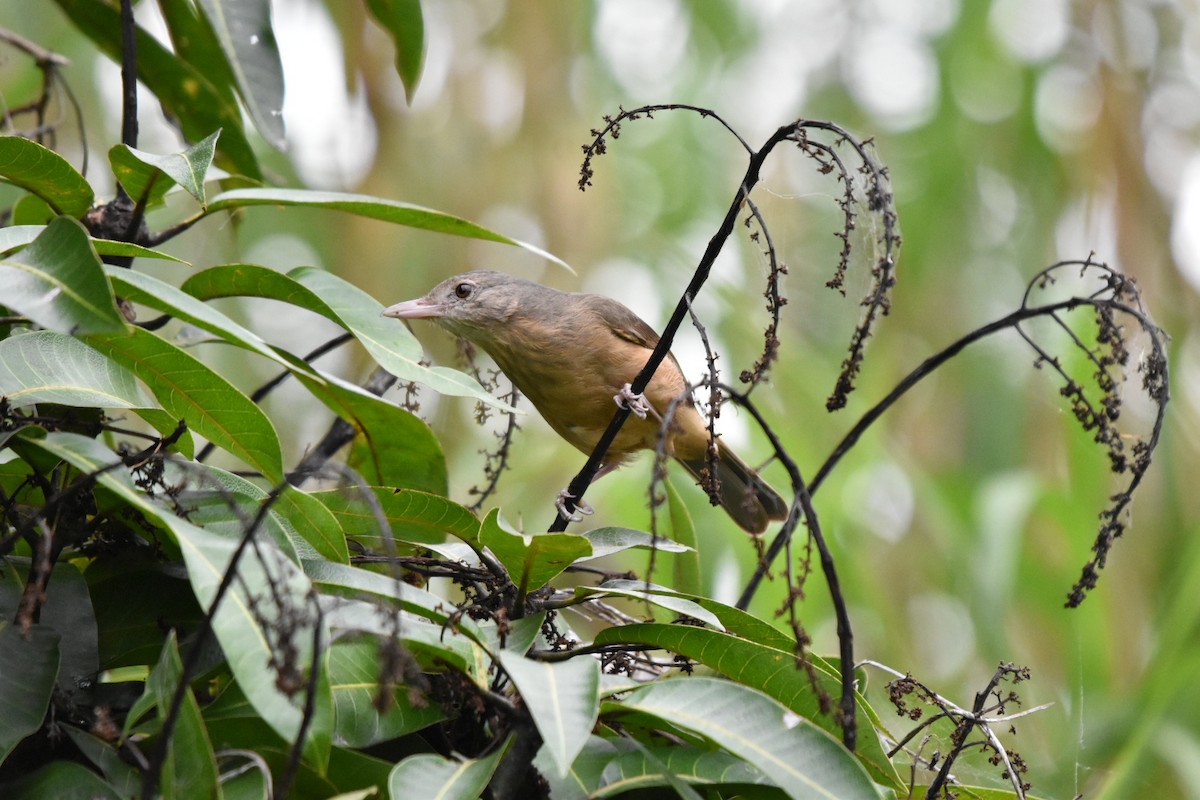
<box><xmin>382</xmin><ymin>270</ymin><xmax>788</xmax><ymax>533</ymax></box>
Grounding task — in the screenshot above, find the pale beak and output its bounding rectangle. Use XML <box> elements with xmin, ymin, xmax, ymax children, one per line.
<box><xmin>381</xmin><ymin>297</ymin><xmax>444</xmax><ymax>319</ymax></box>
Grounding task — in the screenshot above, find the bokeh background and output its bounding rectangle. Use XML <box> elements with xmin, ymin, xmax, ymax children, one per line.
<box><xmin>5</xmin><ymin>1</ymin><xmax>1200</xmax><ymax>796</ymax></box>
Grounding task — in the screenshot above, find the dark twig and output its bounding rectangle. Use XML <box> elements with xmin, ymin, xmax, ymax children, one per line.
<box><xmin>275</xmin><ymin>602</ymin><xmax>324</xmax><ymax>800</ymax></box>
<box><xmin>722</xmin><ymin>386</ymin><xmax>855</xmax><ymax>750</ymax></box>
<box><xmin>118</xmin><ymin>0</ymin><xmax>138</xmax><ymax>198</ymax></box>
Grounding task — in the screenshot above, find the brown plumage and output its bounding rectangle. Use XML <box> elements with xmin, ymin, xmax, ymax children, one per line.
<box><xmin>382</xmin><ymin>270</ymin><xmax>788</xmax><ymax>533</ymax></box>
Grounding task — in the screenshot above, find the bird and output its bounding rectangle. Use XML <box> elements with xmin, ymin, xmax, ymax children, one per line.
<box><xmin>382</xmin><ymin>270</ymin><xmax>789</xmax><ymax>533</ymax></box>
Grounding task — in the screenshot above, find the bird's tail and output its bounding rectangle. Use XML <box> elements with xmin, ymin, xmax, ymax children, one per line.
<box><xmin>679</xmin><ymin>441</ymin><xmax>789</xmax><ymax>534</ymax></box>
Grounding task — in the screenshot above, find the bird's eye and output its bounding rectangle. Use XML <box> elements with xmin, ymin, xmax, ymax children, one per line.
<box><xmin>454</xmin><ymin>282</ymin><xmax>475</xmax><ymax>299</ymax></box>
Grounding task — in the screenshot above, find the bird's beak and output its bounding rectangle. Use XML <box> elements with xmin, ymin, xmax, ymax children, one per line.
<box><xmin>381</xmin><ymin>297</ymin><xmax>444</xmax><ymax>319</ymax></box>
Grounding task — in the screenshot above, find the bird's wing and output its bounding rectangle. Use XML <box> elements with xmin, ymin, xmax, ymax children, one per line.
<box><xmin>590</xmin><ymin>295</ymin><xmax>691</xmax><ymax>398</ymax></box>
<box><xmin>593</xmin><ymin>296</ymin><xmax>661</xmax><ymax>351</ymax></box>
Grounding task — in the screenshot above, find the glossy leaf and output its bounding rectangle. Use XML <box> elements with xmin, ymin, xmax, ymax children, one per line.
<box><xmin>0</xmin><ymin>331</ymin><xmax>155</xmax><ymax>410</ymax></box>
<box><xmin>61</xmin><ymin>727</ymin><xmax>141</xmax><ymax>797</ymax></box>
<box><xmin>148</xmin><ymin>634</ymin><xmax>220</xmax><ymax>800</ymax></box>
<box><xmin>664</xmin><ymin>475</ymin><xmax>702</xmax><ymax>594</ymax></box>
<box><xmin>365</xmin><ymin>0</ymin><xmax>424</xmax><ymax>103</ymax></box>
<box><xmin>276</xmin><ymin>486</ymin><xmax>350</xmax><ymax>563</ymax></box>
<box><xmin>35</xmin><ymin>561</ymin><xmax>98</xmax><ymax>695</ymax></box>
<box><xmin>205</xmin><ymin>188</ymin><xmax>567</xmax><ymax>267</ymax></box>
<box><xmin>296</xmin><ymin>367</ymin><xmax>448</xmax><ymax>496</ymax></box>
<box><xmin>5</xmin><ymin>760</ymin><xmax>122</xmax><ymax>800</ymax></box>
<box><xmin>610</xmin><ymin>677</ymin><xmax>883</xmax><ymax>800</ymax></box>
<box><xmin>51</xmin><ymin>0</ymin><xmax>261</xmax><ymax>179</ymax></box>
<box><xmin>172</xmin><ymin>466</ymin><xmax>302</xmax><ymax>564</ymax></box>
<box><xmin>157</xmin><ymin>0</ymin><xmax>239</xmax><ymax>109</ymax></box>
<box><xmin>108</xmin><ymin>130</ymin><xmax>220</xmax><ymax>207</ymax></box>
<box><xmin>304</xmin><ymin>559</ymin><xmax>450</xmax><ymax>622</ymax></box>
<box><xmin>0</xmin><ymin>624</ymin><xmax>60</xmax><ymax>764</ymax></box>
<box><xmin>573</xmin><ymin>580</ymin><xmax>724</xmax><ymax>630</ymax></box>
<box><xmin>0</xmin><ymin>136</ymin><xmax>93</xmax><ymax>218</ymax></box>
<box><xmin>196</xmin><ymin>0</ymin><xmax>286</xmax><ymax>148</ymax></box>
<box><xmin>536</xmin><ymin>736</ymin><xmax>773</xmax><ymax>800</ymax></box>
<box><xmin>321</xmin><ymin>597</ymin><xmax>489</xmax><ymax>685</ymax></box>
<box><xmin>579</xmin><ymin>526</ymin><xmax>691</xmax><ymax>560</ymax></box>
<box><xmin>311</xmin><ymin>486</ymin><xmax>478</xmax><ymax>550</ymax></box>
<box><xmin>479</xmin><ymin>509</ymin><xmax>592</xmax><ymax>596</ymax></box>
<box><xmin>497</xmin><ymin>651</ymin><xmax>599</xmax><ymax>778</ymax></box>
<box><xmin>0</xmin><ymin>226</ymin><xmax>189</xmax><ymax>263</ymax></box>
<box><xmin>328</xmin><ymin>639</ymin><xmax>445</xmax><ymax>747</ymax></box>
<box><xmin>86</xmin><ymin>557</ymin><xmax>203</xmax><ymax>670</ymax></box>
<box><xmin>0</xmin><ymin>217</ymin><xmax>126</xmax><ymax>335</ymax></box>
<box><xmin>387</xmin><ymin>739</ymin><xmax>509</xmax><ymax>800</ymax></box>
<box><xmin>593</xmin><ymin>624</ymin><xmax>900</xmax><ymax>788</ymax></box>
<box><xmin>85</xmin><ymin>326</ymin><xmax>284</xmax><ymax>480</ymax></box>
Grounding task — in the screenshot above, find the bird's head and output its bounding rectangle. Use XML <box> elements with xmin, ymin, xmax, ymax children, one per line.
<box><xmin>382</xmin><ymin>270</ymin><xmax>532</xmax><ymax>342</ymax></box>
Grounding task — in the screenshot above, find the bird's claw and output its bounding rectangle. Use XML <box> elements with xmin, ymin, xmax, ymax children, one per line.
<box><xmin>555</xmin><ymin>489</ymin><xmax>594</xmax><ymax>523</ymax></box>
<box><xmin>614</xmin><ymin>383</ymin><xmax>651</xmax><ymax>419</ymax></box>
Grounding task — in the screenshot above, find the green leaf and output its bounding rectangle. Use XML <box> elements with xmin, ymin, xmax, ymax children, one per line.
<box><xmin>388</xmin><ymin>738</ymin><xmax>510</xmax><ymax>800</ymax></box>
<box><xmin>664</xmin><ymin>475</ymin><xmax>702</xmax><ymax>594</ymax></box>
<box><xmin>157</xmin><ymin>0</ymin><xmax>239</xmax><ymax>109</ymax></box>
<box><xmin>51</xmin><ymin>0</ymin><xmax>261</xmax><ymax>179</ymax></box>
<box><xmin>479</xmin><ymin>509</ymin><xmax>592</xmax><ymax>597</ymax></box>
<box><xmin>172</xmin><ymin>466</ymin><xmax>302</xmax><ymax>564</ymax></box>
<box><xmin>61</xmin><ymin>727</ymin><xmax>141</xmax><ymax>798</ymax></box>
<box><xmin>108</xmin><ymin>130</ymin><xmax>221</xmax><ymax>207</ymax></box>
<box><xmin>0</xmin><ymin>623</ymin><xmax>60</xmax><ymax>764</ymax></box>
<box><xmin>276</xmin><ymin>486</ymin><xmax>350</xmax><ymax>563</ymax></box>
<box><xmin>180</xmin><ymin>263</ymin><xmax>513</xmax><ymax>411</ymax></box>
<box><xmin>365</xmin><ymin>0</ymin><xmax>424</xmax><ymax>103</ymax></box>
<box><xmin>86</xmin><ymin>556</ymin><xmax>203</xmax><ymax>671</ymax></box>
<box><xmin>0</xmin><ymin>331</ymin><xmax>156</xmax><ymax>410</ymax></box>
<box><xmin>573</xmin><ymin>580</ymin><xmax>724</xmax><ymax>631</ymax></box>
<box><xmin>609</xmin><ymin>677</ymin><xmax>883</xmax><ymax>800</ymax></box>
<box><xmin>149</xmin><ymin>634</ymin><xmax>220</xmax><ymax>800</ymax></box>
<box><xmin>311</xmin><ymin>486</ymin><xmax>478</xmax><ymax>550</ymax></box>
<box><xmin>11</xmin><ymin>194</ymin><xmax>56</xmax><ymax>225</ymax></box>
<box><xmin>196</xmin><ymin>0</ymin><xmax>286</xmax><ymax>148</ymax></box>
<box><xmin>35</xmin><ymin>560</ymin><xmax>98</xmax><ymax>695</ymax></box>
<box><xmin>328</xmin><ymin>639</ymin><xmax>445</xmax><ymax>748</ymax></box>
<box><xmin>542</xmin><ymin>737</ymin><xmax>776</xmax><ymax>799</ymax></box>
<box><xmin>0</xmin><ymin>136</ymin><xmax>94</xmax><ymax>217</ymax></box>
<box><xmin>579</xmin><ymin>527</ymin><xmax>691</xmax><ymax>560</ymax></box>
<box><xmin>592</xmin><ymin>624</ymin><xmax>900</xmax><ymax>789</ymax></box>
<box><xmin>5</xmin><ymin>760</ymin><xmax>123</xmax><ymax>800</ymax></box>
<box><xmin>205</xmin><ymin>188</ymin><xmax>567</xmax><ymax>267</ymax></box>
<box><xmin>84</xmin><ymin>326</ymin><xmax>284</xmax><ymax>481</ymax></box>
<box><xmin>304</xmin><ymin>559</ymin><xmax>446</xmax><ymax>618</ymax></box>
<box><xmin>321</xmin><ymin>597</ymin><xmax>489</xmax><ymax>686</ymax></box>
<box><xmin>497</xmin><ymin>651</ymin><xmax>599</xmax><ymax>778</ymax></box>
<box><xmin>105</xmin><ymin>265</ymin><xmax>287</xmax><ymax>363</ymax></box>
<box><xmin>301</xmin><ymin>368</ymin><xmax>448</xmax><ymax>496</ymax></box>
<box><xmin>0</xmin><ymin>217</ymin><xmax>126</xmax><ymax>335</ymax></box>
<box><xmin>0</xmin><ymin>224</ymin><xmax>186</xmax><ymax>263</ymax></box>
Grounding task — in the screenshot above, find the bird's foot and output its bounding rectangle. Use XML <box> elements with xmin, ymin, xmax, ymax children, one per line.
<box><xmin>614</xmin><ymin>383</ymin><xmax>652</xmax><ymax>419</ymax></box>
<box><xmin>555</xmin><ymin>489</ymin><xmax>594</xmax><ymax>523</ymax></box>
